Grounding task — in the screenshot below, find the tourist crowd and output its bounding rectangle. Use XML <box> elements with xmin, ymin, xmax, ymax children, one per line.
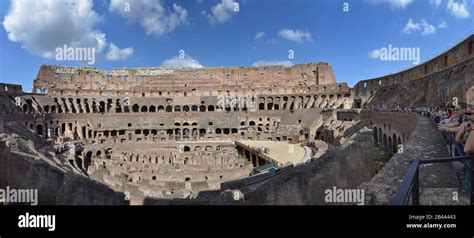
<box><xmin>432</xmin><ymin>103</ymin><xmax>474</xmax><ymax>193</ymax></box>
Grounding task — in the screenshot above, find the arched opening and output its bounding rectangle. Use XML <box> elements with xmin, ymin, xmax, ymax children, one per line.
<box><xmin>132</xmin><ymin>104</ymin><xmax>139</xmax><ymax>112</ymax></box>
<box><xmin>158</xmin><ymin>105</ymin><xmax>164</xmax><ymax>112</ymax></box>
<box><xmin>183</xmin><ymin>146</ymin><xmax>191</xmax><ymax>152</ymax></box>
<box><xmin>149</xmin><ymin>105</ymin><xmax>156</xmax><ymax>112</ymax></box>
<box><xmin>99</xmin><ymin>101</ymin><xmax>105</xmax><ymax>113</ymax></box>
<box><xmin>392</xmin><ymin>134</ymin><xmax>397</xmax><ymax>153</ymax></box>
<box><xmin>388</xmin><ymin>137</ymin><xmax>392</xmax><ymax>154</ymax></box>
<box><xmin>105</xmin><ymin>148</ymin><xmax>113</xmax><ymax>159</ymax></box>
<box><xmin>199</xmin><ymin>129</ymin><xmax>206</xmax><ymax>137</ymax></box>
<box><xmin>378</xmin><ymin>128</ymin><xmax>382</xmax><ymax>144</ymax></box>
<box><xmin>200</xmin><ymin>105</ymin><xmax>206</xmax><ymax>112</ymax></box>
<box><xmin>373</xmin><ymin>127</ymin><xmax>378</xmax><ymax>145</ymax></box>
<box><xmin>84</xmin><ymin>151</ymin><xmax>92</xmax><ymax>171</ymax></box>
<box><xmin>166</xmin><ymin>105</ymin><xmax>173</xmax><ymax>112</ymax></box>
<box><xmin>36</xmin><ymin>124</ymin><xmax>43</xmax><ymax>135</ymax></box>
<box><xmin>183</xmin><ymin>105</ymin><xmax>190</xmax><ymax>112</ymax></box>
<box><xmin>267</xmin><ymin>102</ymin><xmax>273</xmax><ymax>110</ymax></box>
<box><xmin>191</xmin><ymin>105</ymin><xmax>198</xmax><ymax>111</ymax></box>
<box><xmin>22</xmin><ymin>104</ymin><xmax>28</xmax><ymax>113</ymax></box>
<box><xmin>174</xmin><ymin>106</ymin><xmax>181</xmax><ymax>112</ymax></box>
<box><xmin>208</xmin><ymin>105</ymin><xmax>215</xmax><ymax>111</ymax></box>
<box><xmin>141</xmin><ymin>106</ymin><xmax>148</xmax><ymax>112</ymax></box>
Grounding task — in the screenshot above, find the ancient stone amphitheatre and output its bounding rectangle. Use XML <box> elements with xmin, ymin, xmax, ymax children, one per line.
<box><xmin>0</xmin><ymin>34</ymin><xmax>473</xmax><ymax>205</ymax></box>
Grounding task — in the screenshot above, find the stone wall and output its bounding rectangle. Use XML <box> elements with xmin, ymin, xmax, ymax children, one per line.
<box><xmin>32</xmin><ymin>62</ymin><xmax>341</xmax><ymax>96</ymax></box>
<box><xmin>358</xmin><ymin>112</ymin><xmax>461</xmax><ymax>205</ymax></box>
<box><xmin>355</xmin><ymin>34</ymin><xmax>474</xmax><ymax>108</ymax></box>
<box><xmin>191</xmin><ymin>127</ymin><xmax>376</xmax><ymax>205</ymax></box>
<box><xmin>0</xmin><ymin>126</ymin><xmax>126</xmax><ymax>205</ymax></box>
<box><xmin>0</xmin><ymin>143</ymin><xmax>126</xmax><ymax>205</ymax></box>
<box><xmin>0</xmin><ymin>83</ymin><xmax>22</xmax><ymax>95</ymax></box>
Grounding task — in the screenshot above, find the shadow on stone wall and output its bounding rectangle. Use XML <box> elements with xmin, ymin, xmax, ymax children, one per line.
<box><xmin>0</xmin><ymin>141</ymin><xmax>127</xmax><ymax>205</ymax></box>
<box><xmin>358</xmin><ymin>112</ymin><xmax>461</xmax><ymax>205</ymax></box>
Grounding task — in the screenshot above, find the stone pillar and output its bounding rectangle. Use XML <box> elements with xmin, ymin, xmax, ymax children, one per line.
<box><xmin>111</xmin><ymin>100</ymin><xmax>116</xmax><ymax>113</ymax></box>
<box><xmin>0</xmin><ymin>118</ymin><xmax>3</xmax><ymax>134</ymax></box>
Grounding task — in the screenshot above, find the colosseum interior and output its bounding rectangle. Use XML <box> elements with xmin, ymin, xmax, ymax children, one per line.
<box><xmin>0</xmin><ymin>34</ymin><xmax>473</xmax><ymax>206</ymax></box>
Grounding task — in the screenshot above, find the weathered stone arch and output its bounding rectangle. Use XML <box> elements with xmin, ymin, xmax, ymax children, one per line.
<box><xmin>132</xmin><ymin>104</ymin><xmax>139</xmax><ymax>112</ymax></box>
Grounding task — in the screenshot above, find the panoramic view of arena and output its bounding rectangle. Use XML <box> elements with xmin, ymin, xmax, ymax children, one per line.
<box><xmin>1</xmin><ymin>33</ymin><xmax>473</xmax><ymax>205</ymax></box>
<box><xmin>0</xmin><ymin>0</ymin><xmax>473</xmax><ymax>207</ymax></box>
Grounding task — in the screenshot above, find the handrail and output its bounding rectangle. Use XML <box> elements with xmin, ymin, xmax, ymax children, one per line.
<box><xmin>390</xmin><ymin>159</ymin><xmax>420</xmax><ymax>205</ymax></box>
<box><xmin>419</xmin><ymin>155</ymin><xmax>473</xmax><ymax>164</ymax></box>
<box><xmin>390</xmin><ymin>155</ymin><xmax>474</xmax><ymax>205</ymax></box>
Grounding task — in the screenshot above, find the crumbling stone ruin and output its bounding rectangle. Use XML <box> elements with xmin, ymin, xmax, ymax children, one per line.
<box><xmin>0</xmin><ymin>34</ymin><xmax>473</xmax><ymax>205</ymax></box>
<box><xmin>1</xmin><ymin>62</ymin><xmax>355</xmax><ymax>203</ymax></box>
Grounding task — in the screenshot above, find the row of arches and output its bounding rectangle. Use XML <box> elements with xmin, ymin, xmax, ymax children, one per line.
<box><xmin>19</xmin><ymin>93</ymin><xmax>352</xmax><ymax>114</ymax></box>
<box><xmin>131</xmin><ymin>104</ymin><xmax>215</xmax><ymax>113</ymax></box>
<box><xmin>373</xmin><ymin>126</ymin><xmax>403</xmax><ymax>155</ymax></box>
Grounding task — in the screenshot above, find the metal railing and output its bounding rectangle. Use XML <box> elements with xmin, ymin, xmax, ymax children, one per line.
<box><xmin>390</xmin><ymin>155</ymin><xmax>473</xmax><ymax>205</ymax></box>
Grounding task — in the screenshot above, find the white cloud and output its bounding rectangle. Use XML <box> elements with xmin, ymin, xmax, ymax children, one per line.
<box><xmin>447</xmin><ymin>0</ymin><xmax>470</xmax><ymax>19</ymax></box>
<box><xmin>3</xmin><ymin>0</ymin><xmax>103</xmax><ymax>59</ymax></box>
<box><xmin>369</xmin><ymin>49</ymin><xmax>382</xmax><ymax>59</ymax></box>
<box><xmin>161</xmin><ymin>55</ymin><xmax>203</xmax><ymax>69</ymax></box>
<box><xmin>403</xmin><ymin>18</ymin><xmax>437</xmax><ymax>35</ymax></box>
<box><xmin>438</xmin><ymin>20</ymin><xmax>448</xmax><ymax>28</ymax></box>
<box><xmin>2</xmin><ymin>0</ymin><xmax>132</xmax><ymax>61</ymax></box>
<box><xmin>106</xmin><ymin>43</ymin><xmax>134</xmax><ymax>60</ymax></box>
<box><xmin>252</xmin><ymin>60</ymin><xmax>294</xmax><ymax>67</ymax></box>
<box><xmin>367</xmin><ymin>0</ymin><xmax>414</xmax><ymax>9</ymax></box>
<box><xmin>430</xmin><ymin>0</ymin><xmax>443</xmax><ymax>6</ymax></box>
<box><xmin>255</xmin><ymin>32</ymin><xmax>265</xmax><ymax>40</ymax></box>
<box><xmin>109</xmin><ymin>0</ymin><xmax>188</xmax><ymax>37</ymax></box>
<box><xmin>278</xmin><ymin>29</ymin><xmax>312</xmax><ymax>43</ymax></box>
<box><xmin>206</xmin><ymin>0</ymin><xmax>239</xmax><ymax>24</ymax></box>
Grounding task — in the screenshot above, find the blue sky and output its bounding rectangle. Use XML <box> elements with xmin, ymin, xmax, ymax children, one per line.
<box><xmin>0</xmin><ymin>0</ymin><xmax>473</xmax><ymax>92</ymax></box>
